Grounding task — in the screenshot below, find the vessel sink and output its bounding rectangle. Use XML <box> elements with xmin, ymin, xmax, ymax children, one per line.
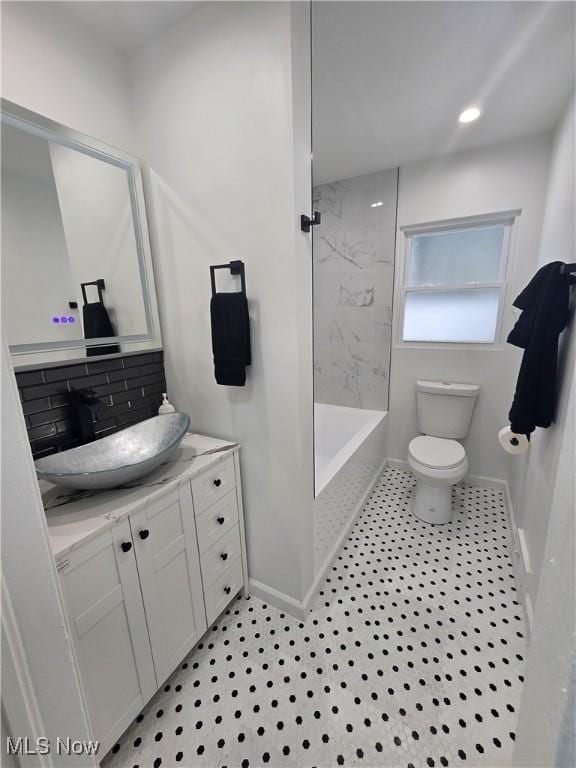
<box><xmin>35</xmin><ymin>413</ymin><xmax>190</xmax><ymax>490</ymax></box>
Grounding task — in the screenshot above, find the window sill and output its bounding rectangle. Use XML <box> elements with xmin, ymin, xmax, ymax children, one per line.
<box><xmin>393</xmin><ymin>341</ymin><xmax>506</xmax><ymax>352</ymax></box>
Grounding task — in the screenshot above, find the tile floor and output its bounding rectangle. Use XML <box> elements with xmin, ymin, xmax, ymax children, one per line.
<box><xmin>102</xmin><ymin>467</ymin><xmax>526</xmax><ymax>768</ymax></box>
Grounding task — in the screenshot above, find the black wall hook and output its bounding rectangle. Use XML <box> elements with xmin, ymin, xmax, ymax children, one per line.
<box><xmin>301</xmin><ymin>212</ymin><xmax>321</xmax><ymax>233</ymax></box>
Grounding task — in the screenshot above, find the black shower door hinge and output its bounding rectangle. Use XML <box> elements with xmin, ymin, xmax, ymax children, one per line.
<box><xmin>300</xmin><ymin>212</ymin><xmax>321</xmax><ymax>233</ymax></box>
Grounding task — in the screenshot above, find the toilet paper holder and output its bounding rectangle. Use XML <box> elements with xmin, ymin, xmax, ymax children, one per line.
<box><xmin>499</xmin><ymin>426</ymin><xmax>530</xmax><ymax>454</ymax></box>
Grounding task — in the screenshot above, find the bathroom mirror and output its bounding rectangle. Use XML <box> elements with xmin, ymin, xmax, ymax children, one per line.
<box><xmin>1</xmin><ymin>99</ymin><xmax>162</xmax><ymax>366</ymax></box>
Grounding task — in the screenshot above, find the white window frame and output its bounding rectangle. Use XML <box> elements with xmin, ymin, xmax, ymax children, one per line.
<box><xmin>396</xmin><ymin>210</ymin><xmax>520</xmax><ymax>348</ymax></box>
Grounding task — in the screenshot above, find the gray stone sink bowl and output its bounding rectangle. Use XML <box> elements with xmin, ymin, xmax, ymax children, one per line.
<box><xmin>35</xmin><ymin>413</ymin><xmax>190</xmax><ymax>490</ymax></box>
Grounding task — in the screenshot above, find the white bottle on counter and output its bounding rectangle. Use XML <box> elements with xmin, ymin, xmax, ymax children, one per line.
<box><xmin>158</xmin><ymin>393</ymin><xmax>176</xmax><ymax>414</ymax></box>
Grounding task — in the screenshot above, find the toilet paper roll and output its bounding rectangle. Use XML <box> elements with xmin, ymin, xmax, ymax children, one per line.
<box><xmin>498</xmin><ymin>426</ymin><xmax>530</xmax><ymax>455</ymax></box>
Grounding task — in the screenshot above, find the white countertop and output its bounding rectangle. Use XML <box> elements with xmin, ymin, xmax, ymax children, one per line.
<box><xmin>43</xmin><ymin>433</ymin><xmax>238</xmax><ymax>560</ymax></box>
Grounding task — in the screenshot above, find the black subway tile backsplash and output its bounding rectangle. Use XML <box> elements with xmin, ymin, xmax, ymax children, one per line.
<box><xmin>68</xmin><ymin>373</ymin><xmax>108</xmax><ymax>391</ymax></box>
<box><xmin>28</xmin><ymin>406</ymin><xmax>72</xmax><ymax>427</ymax></box>
<box><xmin>86</xmin><ymin>358</ymin><xmax>124</xmax><ymax>375</ymax></box>
<box><xmin>15</xmin><ymin>351</ymin><xmax>167</xmax><ymax>459</ymax></box>
<box><xmin>123</xmin><ymin>351</ymin><xmax>162</xmax><ymax>368</ymax></box>
<box><xmin>15</xmin><ymin>370</ymin><xmax>45</xmax><ymax>387</ymax></box>
<box><xmin>21</xmin><ymin>381</ymin><xmax>71</xmax><ymax>401</ymax></box>
<box><xmin>21</xmin><ymin>397</ymin><xmax>51</xmax><ymax>416</ymax></box>
<box><xmin>44</xmin><ymin>364</ymin><xmax>88</xmax><ymax>382</ymax></box>
<box><xmin>28</xmin><ymin>423</ymin><xmax>58</xmax><ymax>441</ymax></box>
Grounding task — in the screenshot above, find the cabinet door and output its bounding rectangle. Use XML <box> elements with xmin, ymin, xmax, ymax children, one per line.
<box><xmin>58</xmin><ymin>520</ymin><xmax>157</xmax><ymax>755</ymax></box>
<box><xmin>130</xmin><ymin>482</ymin><xmax>207</xmax><ymax>684</ymax></box>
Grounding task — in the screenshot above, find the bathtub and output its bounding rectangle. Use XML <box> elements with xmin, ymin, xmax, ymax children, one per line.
<box><xmin>314</xmin><ymin>403</ymin><xmax>388</xmax><ymax>578</ymax></box>
<box><xmin>315</xmin><ymin>403</ymin><xmax>386</xmax><ymax>495</ymax></box>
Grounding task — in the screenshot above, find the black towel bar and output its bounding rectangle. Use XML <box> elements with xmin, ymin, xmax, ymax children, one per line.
<box><xmin>210</xmin><ymin>260</ymin><xmax>246</xmax><ymax>297</ymax></box>
<box><xmin>81</xmin><ymin>279</ymin><xmax>106</xmax><ymax>305</ymax></box>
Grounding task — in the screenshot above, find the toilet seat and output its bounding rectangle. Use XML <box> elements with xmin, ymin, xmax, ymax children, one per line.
<box><xmin>408</xmin><ymin>435</ymin><xmax>466</xmax><ymax>470</ymax></box>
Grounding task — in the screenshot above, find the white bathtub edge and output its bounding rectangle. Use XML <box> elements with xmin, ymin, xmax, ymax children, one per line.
<box><xmin>306</xmin><ymin>454</ymin><xmax>389</xmax><ymax>614</ymax></box>
<box><xmin>315</xmin><ymin>407</ymin><xmax>387</xmax><ymax>497</ymax></box>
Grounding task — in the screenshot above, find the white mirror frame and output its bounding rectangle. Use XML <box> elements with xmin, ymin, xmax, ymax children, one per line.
<box><xmin>1</xmin><ymin>99</ymin><xmax>162</xmax><ymax>366</ymax></box>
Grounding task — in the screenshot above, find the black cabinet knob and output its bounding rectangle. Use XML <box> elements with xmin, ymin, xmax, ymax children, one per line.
<box><xmin>224</xmin><ymin>585</ymin><xmax>231</xmax><ymax>595</ymax></box>
<box><xmin>217</xmin><ymin>516</ymin><xmax>225</xmax><ymax>525</ymax></box>
<box><xmin>121</xmin><ymin>541</ymin><xmax>132</xmax><ymax>553</ymax></box>
<box><xmin>220</xmin><ymin>552</ymin><xmax>228</xmax><ymax>561</ymax></box>
<box><xmin>213</xmin><ymin>478</ymin><xmax>222</xmax><ymax>487</ymax></box>
<box><xmin>139</xmin><ymin>529</ymin><xmax>150</xmax><ymax>540</ymax></box>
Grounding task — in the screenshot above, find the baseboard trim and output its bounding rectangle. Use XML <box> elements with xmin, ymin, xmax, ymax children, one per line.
<box><xmin>248</xmin><ymin>457</ymin><xmax>389</xmax><ymax>622</ymax></box>
<box><xmin>248</xmin><ymin>578</ymin><xmax>308</xmax><ymax>621</ymax></box>
<box><xmin>386</xmin><ymin>457</ymin><xmax>408</xmax><ymax>471</ymax></box>
<box><xmin>503</xmin><ymin>480</ymin><xmax>534</xmax><ymax>634</ymax></box>
<box><xmin>301</xmin><ymin>456</ymin><xmax>388</xmax><ymax>615</ymax></box>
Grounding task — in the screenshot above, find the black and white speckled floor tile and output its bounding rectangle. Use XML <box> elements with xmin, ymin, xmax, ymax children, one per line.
<box><xmin>102</xmin><ymin>467</ymin><xmax>526</xmax><ymax>768</ymax></box>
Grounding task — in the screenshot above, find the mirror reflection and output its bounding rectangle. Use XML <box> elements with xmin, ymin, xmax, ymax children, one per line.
<box><xmin>1</xmin><ymin>116</ymin><xmax>149</xmax><ymax>356</ymax></box>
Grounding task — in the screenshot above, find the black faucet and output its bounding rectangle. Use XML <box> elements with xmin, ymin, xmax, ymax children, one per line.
<box><xmin>69</xmin><ymin>389</ymin><xmax>103</xmax><ymax>444</ymax></box>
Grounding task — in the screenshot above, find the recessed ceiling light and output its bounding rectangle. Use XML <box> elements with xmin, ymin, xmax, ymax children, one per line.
<box><xmin>370</xmin><ymin>201</ymin><xmax>383</xmax><ymax>208</ymax></box>
<box><xmin>459</xmin><ymin>107</ymin><xmax>481</xmax><ymax>124</ymax></box>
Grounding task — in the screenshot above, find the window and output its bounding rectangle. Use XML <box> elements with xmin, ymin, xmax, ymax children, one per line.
<box><xmin>400</xmin><ymin>212</ymin><xmax>517</xmax><ymax>344</ymax></box>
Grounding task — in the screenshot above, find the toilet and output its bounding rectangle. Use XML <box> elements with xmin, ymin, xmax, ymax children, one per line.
<box><xmin>407</xmin><ymin>380</ymin><xmax>480</xmax><ymax>524</ymax></box>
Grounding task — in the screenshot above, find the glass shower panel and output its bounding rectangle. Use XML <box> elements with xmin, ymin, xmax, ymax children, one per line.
<box><xmin>311</xmin><ymin>7</ymin><xmax>399</xmax><ymax>566</ymax></box>
<box><xmin>312</xmin><ymin>170</ymin><xmax>397</xmax><ymax>412</ymax></box>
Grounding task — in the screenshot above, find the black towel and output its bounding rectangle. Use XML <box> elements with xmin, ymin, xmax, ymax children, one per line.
<box><xmin>507</xmin><ymin>261</ymin><xmax>571</xmax><ymax>435</ymax></box>
<box><xmin>83</xmin><ymin>301</ymin><xmax>120</xmax><ymax>357</ymax></box>
<box><xmin>210</xmin><ymin>293</ymin><xmax>251</xmax><ymax>386</ymax></box>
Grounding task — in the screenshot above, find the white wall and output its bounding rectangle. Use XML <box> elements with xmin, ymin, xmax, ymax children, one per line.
<box><xmin>512</xmin><ymin>109</ymin><xmax>575</xmax><ymax>760</ymax></box>
<box><xmin>388</xmin><ymin>133</ymin><xmax>552</xmax><ymax>481</ymax></box>
<box><xmin>1</xmin><ymin>1</ymin><xmax>134</xmax><ymax>152</ymax></box>
<box><xmin>512</xmin><ymin>352</ymin><xmax>574</xmax><ymax>768</ymax></box>
<box><xmin>1</xmin><ymin>337</ymin><xmax>96</xmax><ymax>767</ymax></box>
<box><xmin>506</xmin><ymin>100</ymin><xmax>575</xmax><ymax>608</ymax></box>
<box><xmin>129</xmin><ymin>2</ymin><xmax>315</xmax><ymax>606</ymax></box>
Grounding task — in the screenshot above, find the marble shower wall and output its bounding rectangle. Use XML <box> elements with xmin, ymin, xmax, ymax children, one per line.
<box><xmin>313</xmin><ymin>168</ymin><xmax>398</xmax><ymax>410</ymax></box>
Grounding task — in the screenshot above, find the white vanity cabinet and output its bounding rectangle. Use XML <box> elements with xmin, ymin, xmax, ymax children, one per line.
<box><xmin>129</xmin><ymin>482</ymin><xmax>207</xmax><ymax>685</ymax></box>
<box><xmin>57</xmin><ymin>519</ymin><xmax>157</xmax><ymax>754</ymax></box>
<box><xmin>45</xmin><ymin>436</ymin><xmax>247</xmax><ymax>757</ymax></box>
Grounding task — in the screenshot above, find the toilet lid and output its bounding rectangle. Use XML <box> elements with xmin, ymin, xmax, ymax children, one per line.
<box><xmin>409</xmin><ymin>436</ymin><xmax>466</xmax><ymax>469</ymax></box>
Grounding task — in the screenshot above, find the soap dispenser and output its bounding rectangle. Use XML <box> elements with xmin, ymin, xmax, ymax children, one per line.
<box><xmin>158</xmin><ymin>393</ymin><xmax>176</xmax><ymax>415</ymax></box>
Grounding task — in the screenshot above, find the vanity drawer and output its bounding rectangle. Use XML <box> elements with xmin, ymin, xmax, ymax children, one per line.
<box><xmin>192</xmin><ymin>456</ymin><xmax>236</xmax><ymax>516</ymax></box>
<box><xmin>196</xmin><ymin>489</ymin><xmax>238</xmax><ymax>554</ymax></box>
<box><xmin>204</xmin><ymin>556</ymin><xmax>243</xmax><ymax>626</ymax></box>
<box><xmin>200</xmin><ymin>524</ymin><xmax>242</xmax><ymax>590</ymax></box>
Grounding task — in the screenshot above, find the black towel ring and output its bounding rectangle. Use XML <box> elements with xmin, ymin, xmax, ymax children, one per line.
<box><xmin>210</xmin><ymin>260</ymin><xmax>246</xmax><ymax>297</ymax></box>
<box><xmin>81</xmin><ymin>279</ymin><xmax>106</xmax><ymax>305</ymax></box>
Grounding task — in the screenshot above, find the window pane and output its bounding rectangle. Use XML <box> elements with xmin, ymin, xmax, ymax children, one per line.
<box><xmin>403</xmin><ymin>288</ymin><xmax>500</xmax><ymax>342</ymax></box>
<box><xmin>408</xmin><ymin>226</ymin><xmax>504</xmax><ymax>286</ymax></box>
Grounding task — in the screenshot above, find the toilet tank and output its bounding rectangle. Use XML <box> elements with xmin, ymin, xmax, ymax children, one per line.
<box><xmin>416</xmin><ymin>380</ymin><xmax>480</xmax><ymax>439</ymax></box>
